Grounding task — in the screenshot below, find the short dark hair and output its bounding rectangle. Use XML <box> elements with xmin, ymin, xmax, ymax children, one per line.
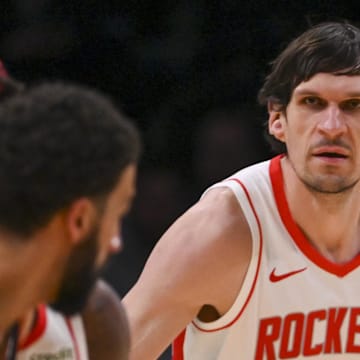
<box><xmin>0</xmin><ymin>82</ymin><xmax>141</xmax><ymax>236</ymax></box>
<box><xmin>258</xmin><ymin>21</ymin><xmax>360</xmax><ymax>153</ymax></box>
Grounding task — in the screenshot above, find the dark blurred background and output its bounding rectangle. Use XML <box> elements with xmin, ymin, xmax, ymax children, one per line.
<box><xmin>1</xmin><ymin>1</ymin><xmax>359</xmax><ymax>358</ymax></box>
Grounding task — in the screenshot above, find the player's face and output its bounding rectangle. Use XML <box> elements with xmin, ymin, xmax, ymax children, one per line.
<box><xmin>50</xmin><ymin>165</ymin><xmax>137</xmax><ymax>315</ymax></box>
<box><xmin>274</xmin><ymin>73</ymin><xmax>360</xmax><ymax>193</ymax></box>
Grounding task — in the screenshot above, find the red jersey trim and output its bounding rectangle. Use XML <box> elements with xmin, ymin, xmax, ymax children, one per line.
<box><xmin>65</xmin><ymin>317</ymin><xmax>81</xmax><ymax>360</ymax></box>
<box><xmin>270</xmin><ymin>155</ymin><xmax>360</xmax><ymax>277</ymax></box>
<box><xmin>190</xmin><ymin>178</ymin><xmax>263</xmax><ymax>333</ymax></box>
<box><xmin>18</xmin><ymin>304</ymin><xmax>47</xmax><ymax>350</ymax></box>
<box><xmin>172</xmin><ymin>329</ymin><xmax>186</xmax><ymax>360</ymax></box>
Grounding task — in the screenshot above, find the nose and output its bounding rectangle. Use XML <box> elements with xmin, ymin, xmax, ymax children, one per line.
<box><xmin>317</xmin><ymin>105</ymin><xmax>346</xmax><ymax>138</ymax></box>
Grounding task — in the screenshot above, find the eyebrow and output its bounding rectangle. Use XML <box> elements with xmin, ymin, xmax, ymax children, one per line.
<box><xmin>294</xmin><ymin>89</ymin><xmax>360</xmax><ymax>98</ymax></box>
<box><xmin>293</xmin><ymin>89</ymin><xmax>318</xmax><ymax>96</ymax></box>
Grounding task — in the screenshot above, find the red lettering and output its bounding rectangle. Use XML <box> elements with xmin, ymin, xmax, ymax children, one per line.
<box><xmin>279</xmin><ymin>313</ymin><xmax>304</xmax><ymax>358</ymax></box>
<box><xmin>256</xmin><ymin>307</ymin><xmax>360</xmax><ymax>358</ymax></box>
<box><xmin>255</xmin><ymin>317</ymin><xmax>281</xmax><ymax>360</ymax></box>
<box><xmin>324</xmin><ymin>307</ymin><xmax>347</xmax><ymax>353</ymax></box>
<box><xmin>303</xmin><ymin>310</ymin><xmax>325</xmax><ymax>355</ymax></box>
<box><xmin>346</xmin><ymin>308</ymin><xmax>360</xmax><ymax>352</ymax></box>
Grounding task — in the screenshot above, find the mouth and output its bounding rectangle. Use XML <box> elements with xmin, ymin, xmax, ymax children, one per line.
<box><xmin>314</xmin><ymin>152</ymin><xmax>347</xmax><ymax>159</ymax></box>
<box><xmin>312</xmin><ymin>146</ymin><xmax>350</xmax><ymax>159</ymax></box>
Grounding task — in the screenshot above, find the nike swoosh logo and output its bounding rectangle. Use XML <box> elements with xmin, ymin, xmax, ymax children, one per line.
<box><xmin>269</xmin><ymin>267</ymin><xmax>307</xmax><ymax>282</ymax></box>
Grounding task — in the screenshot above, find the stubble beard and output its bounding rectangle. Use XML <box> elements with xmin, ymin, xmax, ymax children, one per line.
<box><xmin>290</xmin><ymin>158</ymin><xmax>359</xmax><ymax>195</ymax></box>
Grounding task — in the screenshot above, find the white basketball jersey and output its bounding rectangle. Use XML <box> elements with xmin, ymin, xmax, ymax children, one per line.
<box><xmin>17</xmin><ymin>305</ymin><xmax>89</xmax><ymax>360</ymax></box>
<box><xmin>173</xmin><ymin>155</ymin><xmax>360</xmax><ymax>359</ymax></box>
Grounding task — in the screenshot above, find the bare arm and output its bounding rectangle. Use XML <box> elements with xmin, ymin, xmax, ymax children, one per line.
<box><xmin>82</xmin><ymin>280</ymin><xmax>130</xmax><ymax>360</ymax></box>
<box><xmin>123</xmin><ymin>187</ymin><xmax>252</xmax><ymax>360</ymax></box>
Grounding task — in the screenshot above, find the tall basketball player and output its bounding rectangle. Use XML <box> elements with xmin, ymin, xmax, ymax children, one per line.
<box><xmin>124</xmin><ymin>21</ymin><xmax>360</xmax><ymax>359</ymax></box>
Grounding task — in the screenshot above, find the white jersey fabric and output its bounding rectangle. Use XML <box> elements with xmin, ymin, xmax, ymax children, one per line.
<box><xmin>173</xmin><ymin>155</ymin><xmax>360</xmax><ymax>360</ymax></box>
<box><xmin>17</xmin><ymin>305</ymin><xmax>89</xmax><ymax>360</ymax></box>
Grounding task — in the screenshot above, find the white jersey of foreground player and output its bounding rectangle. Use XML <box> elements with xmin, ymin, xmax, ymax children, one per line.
<box><xmin>17</xmin><ymin>305</ymin><xmax>88</xmax><ymax>360</ymax></box>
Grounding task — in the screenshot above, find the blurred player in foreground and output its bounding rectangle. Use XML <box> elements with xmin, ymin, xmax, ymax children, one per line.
<box><xmin>0</xmin><ymin>77</ymin><xmax>140</xmax><ymax>360</ymax></box>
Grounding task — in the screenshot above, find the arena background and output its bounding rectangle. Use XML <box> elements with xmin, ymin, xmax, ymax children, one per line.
<box><xmin>1</xmin><ymin>1</ymin><xmax>359</xmax><ymax>358</ymax></box>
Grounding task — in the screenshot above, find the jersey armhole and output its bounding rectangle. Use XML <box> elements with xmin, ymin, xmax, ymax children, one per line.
<box><xmin>192</xmin><ymin>179</ymin><xmax>263</xmax><ymax>332</ymax></box>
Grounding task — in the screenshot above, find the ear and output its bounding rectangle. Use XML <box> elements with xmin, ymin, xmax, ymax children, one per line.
<box><xmin>65</xmin><ymin>198</ymin><xmax>97</xmax><ymax>245</ymax></box>
<box><xmin>268</xmin><ymin>102</ymin><xmax>286</xmax><ymax>143</ymax></box>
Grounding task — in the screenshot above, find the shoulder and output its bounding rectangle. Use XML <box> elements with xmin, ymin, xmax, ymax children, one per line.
<box><xmin>123</xmin><ymin>186</ymin><xmax>253</xmax><ymax>358</ymax></box>
<box><xmin>179</xmin><ymin>185</ymin><xmax>251</xmax><ymax>252</ymax></box>
<box><xmin>135</xmin><ymin>185</ymin><xmax>252</xmax><ymax>311</ymax></box>
<box><xmin>82</xmin><ymin>280</ymin><xmax>129</xmax><ymax>360</ymax></box>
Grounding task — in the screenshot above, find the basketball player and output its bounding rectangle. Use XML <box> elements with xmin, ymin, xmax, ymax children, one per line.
<box><xmin>124</xmin><ymin>21</ymin><xmax>360</xmax><ymax>359</ymax></box>
<box><xmin>0</xmin><ymin>62</ymin><xmax>133</xmax><ymax>360</ymax></box>
<box><xmin>0</xmin><ymin>81</ymin><xmax>140</xmax><ymax>359</ymax></box>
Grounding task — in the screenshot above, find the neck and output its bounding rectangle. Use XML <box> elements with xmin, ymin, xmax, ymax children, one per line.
<box><xmin>0</xmin><ymin>234</ymin><xmax>64</xmax><ymax>336</ymax></box>
<box><xmin>282</xmin><ymin>157</ymin><xmax>360</xmax><ymax>262</ymax></box>
<box><xmin>0</xmin><ymin>269</ymin><xmax>34</xmax><ymax>336</ymax></box>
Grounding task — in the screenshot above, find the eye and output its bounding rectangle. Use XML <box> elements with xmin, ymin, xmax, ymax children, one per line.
<box><xmin>341</xmin><ymin>99</ymin><xmax>360</xmax><ymax>111</ymax></box>
<box><xmin>302</xmin><ymin>96</ymin><xmax>324</xmax><ymax>107</ymax></box>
